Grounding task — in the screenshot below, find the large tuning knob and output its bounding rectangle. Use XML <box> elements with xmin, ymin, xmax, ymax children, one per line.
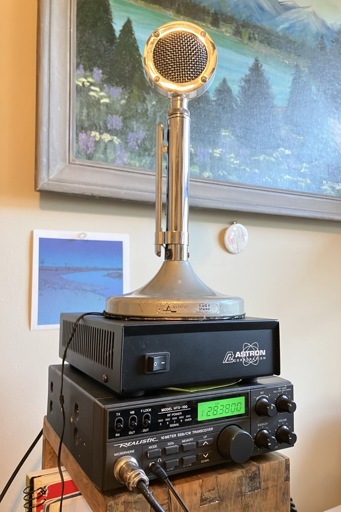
<box><xmin>217</xmin><ymin>425</ymin><xmax>254</xmax><ymax>464</ymax></box>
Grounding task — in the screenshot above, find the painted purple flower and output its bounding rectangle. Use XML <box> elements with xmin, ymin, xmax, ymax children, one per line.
<box><xmin>107</xmin><ymin>114</ymin><xmax>123</xmax><ymax>131</ymax></box>
<box><xmin>112</xmin><ymin>146</ymin><xmax>128</xmax><ymax>165</ymax></box>
<box><xmin>127</xmin><ymin>129</ymin><xmax>145</xmax><ymax>150</ymax></box>
<box><xmin>76</xmin><ymin>64</ymin><xmax>85</xmax><ymax>77</ymax></box>
<box><xmin>104</xmin><ymin>85</ymin><xmax>122</xmax><ymax>99</ymax></box>
<box><xmin>78</xmin><ymin>131</ymin><xmax>96</xmax><ymax>155</ymax></box>
<box><xmin>92</xmin><ymin>67</ymin><xmax>103</xmax><ymax>83</ymax></box>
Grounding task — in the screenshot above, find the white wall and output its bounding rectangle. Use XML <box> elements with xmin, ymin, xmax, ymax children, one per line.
<box><xmin>1</xmin><ymin>2</ymin><xmax>341</xmax><ymax>511</ymax></box>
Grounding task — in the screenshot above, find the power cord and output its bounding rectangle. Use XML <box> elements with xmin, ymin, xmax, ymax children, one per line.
<box><xmin>0</xmin><ymin>429</ymin><xmax>43</xmax><ymax>504</ymax></box>
<box><xmin>149</xmin><ymin>462</ymin><xmax>190</xmax><ymax>512</ymax></box>
<box><xmin>57</xmin><ymin>311</ymin><xmax>104</xmax><ymax>512</ymax></box>
<box><xmin>291</xmin><ymin>497</ymin><xmax>298</xmax><ymax>511</ymax></box>
<box><xmin>114</xmin><ymin>456</ymin><xmax>166</xmax><ymax>512</ymax></box>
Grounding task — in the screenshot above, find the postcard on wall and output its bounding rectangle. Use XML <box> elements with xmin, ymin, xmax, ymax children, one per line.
<box><xmin>31</xmin><ymin>229</ymin><xmax>129</xmax><ymax>330</ymax></box>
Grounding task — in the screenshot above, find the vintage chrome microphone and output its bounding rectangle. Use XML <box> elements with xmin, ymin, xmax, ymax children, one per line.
<box><xmin>106</xmin><ymin>21</ymin><xmax>244</xmax><ymax>320</ymax></box>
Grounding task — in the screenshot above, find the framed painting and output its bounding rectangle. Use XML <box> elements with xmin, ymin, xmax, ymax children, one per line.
<box><xmin>36</xmin><ymin>0</ymin><xmax>341</xmax><ymax>220</ymax></box>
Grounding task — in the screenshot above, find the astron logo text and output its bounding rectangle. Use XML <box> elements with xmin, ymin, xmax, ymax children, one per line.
<box><xmin>223</xmin><ymin>342</ymin><xmax>266</xmax><ymax>366</ymax></box>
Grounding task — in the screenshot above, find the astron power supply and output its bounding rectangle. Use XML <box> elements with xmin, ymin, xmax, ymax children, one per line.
<box><xmin>59</xmin><ymin>314</ymin><xmax>280</xmax><ymax>395</ymax></box>
<box><xmin>47</xmin><ymin>364</ymin><xmax>296</xmax><ymax>492</ymax></box>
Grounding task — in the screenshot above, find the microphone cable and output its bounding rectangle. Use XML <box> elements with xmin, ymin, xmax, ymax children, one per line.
<box><xmin>149</xmin><ymin>462</ymin><xmax>190</xmax><ymax>512</ymax></box>
<box><xmin>113</xmin><ymin>456</ymin><xmax>166</xmax><ymax>512</ymax></box>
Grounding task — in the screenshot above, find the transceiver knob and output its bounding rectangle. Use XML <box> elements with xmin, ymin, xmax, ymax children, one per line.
<box><xmin>255</xmin><ymin>397</ymin><xmax>276</xmax><ymax>417</ymax></box>
<box><xmin>255</xmin><ymin>429</ymin><xmax>277</xmax><ymax>450</ymax></box>
<box><xmin>276</xmin><ymin>425</ymin><xmax>297</xmax><ymax>446</ymax></box>
<box><xmin>217</xmin><ymin>425</ymin><xmax>254</xmax><ymax>464</ymax></box>
<box><xmin>276</xmin><ymin>395</ymin><xmax>296</xmax><ymax>413</ymax></box>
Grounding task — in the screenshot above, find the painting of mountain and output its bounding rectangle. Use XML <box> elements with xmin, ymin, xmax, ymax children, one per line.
<box><xmin>267</xmin><ymin>7</ymin><xmax>334</xmax><ymax>45</ymax></box>
<box><xmin>193</xmin><ymin>0</ymin><xmax>336</xmax><ymax>44</ymax></box>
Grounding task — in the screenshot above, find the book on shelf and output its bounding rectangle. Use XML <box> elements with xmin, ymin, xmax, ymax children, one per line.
<box><xmin>43</xmin><ymin>492</ymin><xmax>91</xmax><ymax>511</ymax></box>
<box><xmin>24</xmin><ymin>466</ymin><xmax>82</xmax><ymax>512</ymax></box>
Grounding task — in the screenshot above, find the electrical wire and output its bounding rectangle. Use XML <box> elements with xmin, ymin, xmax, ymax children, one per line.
<box><xmin>136</xmin><ymin>480</ymin><xmax>167</xmax><ymax>512</ymax></box>
<box><xmin>57</xmin><ymin>311</ymin><xmax>104</xmax><ymax>512</ymax></box>
<box><xmin>290</xmin><ymin>497</ymin><xmax>298</xmax><ymax>511</ymax></box>
<box><xmin>0</xmin><ymin>428</ymin><xmax>43</xmax><ymax>504</ymax></box>
<box><xmin>149</xmin><ymin>462</ymin><xmax>190</xmax><ymax>512</ymax></box>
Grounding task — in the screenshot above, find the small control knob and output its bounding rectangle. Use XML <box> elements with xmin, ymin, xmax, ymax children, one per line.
<box><xmin>142</xmin><ymin>413</ymin><xmax>151</xmax><ymax>427</ymax></box>
<box><xmin>217</xmin><ymin>425</ymin><xmax>254</xmax><ymax>464</ymax></box>
<box><xmin>276</xmin><ymin>425</ymin><xmax>297</xmax><ymax>446</ymax></box>
<box><xmin>276</xmin><ymin>395</ymin><xmax>296</xmax><ymax>414</ymax></box>
<box><xmin>129</xmin><ymin>415</ymin><xmax>138</xmax><ymax>429</ymax></box>
<box><xmin>114</xmin><ymin>417</ymin><xmax>124</xmax><ymax>432</ymax></box>
<box><xmin>255</xmin><ymin>397</ymin><xmax>276</xmax><ymax>417</ymax></box>
<box><xmin>255</xmin><ymin>429</ymin><xmax>277</xmax><ymax>450</ymax></box>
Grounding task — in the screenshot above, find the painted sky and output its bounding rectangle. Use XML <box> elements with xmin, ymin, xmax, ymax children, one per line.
<box><xmin>294</xmin><ymin>0</ymin><xmax>341</xmax><ymax>23</ymax></box>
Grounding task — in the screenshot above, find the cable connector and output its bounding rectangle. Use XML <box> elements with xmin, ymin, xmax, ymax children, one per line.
<box><xmin>114</xmin><ymin>457</ymin><xmax>166</xmax><ymax>512</ymax></box>
<box><xmin>113</xmin><ymin>456</ymin><xmax>149</xmax><ymax>491</ymax></box>
<box><xmin>149</xmin><ymin>461</ymin><xmax>168</xmax><ymax>482</ymax></box>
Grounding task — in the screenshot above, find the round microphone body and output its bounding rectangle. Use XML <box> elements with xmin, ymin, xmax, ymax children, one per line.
<box><xmin>143</xmin><ymin>21</ymin><xmax>217</xmax><ymax>99</ymax></box>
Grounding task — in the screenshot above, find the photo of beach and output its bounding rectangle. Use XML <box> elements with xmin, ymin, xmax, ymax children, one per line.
<box><xmin>31</xmin><ymin>230</ymin><xmax>129</xmax><ymax>329</ymax></box>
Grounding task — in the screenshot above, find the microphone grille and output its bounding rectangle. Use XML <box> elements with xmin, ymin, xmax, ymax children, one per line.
<box><xmin>144</xmin><ymin>21</ymin><xmax>217</xmax><ymax>99</ymax></box>
<box><xmin>153</xmin><ymin>32</ymin><xmax>208</xmax><ymax>84</ymax></box>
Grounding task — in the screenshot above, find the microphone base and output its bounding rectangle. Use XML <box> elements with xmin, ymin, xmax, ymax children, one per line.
<box><xmin>105</xmin><ymin>260</ymin><xmax>244</xmax><ymax>320</ymax></box>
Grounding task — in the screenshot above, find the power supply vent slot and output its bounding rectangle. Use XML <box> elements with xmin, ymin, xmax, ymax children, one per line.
<box><xmin>62</xmin><ymin>320</ymin><xmax>115</xmax><ymax>369</ymax></box>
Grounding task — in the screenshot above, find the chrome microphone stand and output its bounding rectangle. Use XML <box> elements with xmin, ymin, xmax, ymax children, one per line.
<box><xmin>106</xmin><ymin>22</ymin><xmax>244</xmax><ymax>320</ymax></box>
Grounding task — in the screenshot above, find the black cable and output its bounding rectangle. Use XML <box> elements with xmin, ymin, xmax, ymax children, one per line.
<box><xmin>149</xmin><ymin>462</ymin><xmax>190</xmax><ymax>512</ymax></box>
<box><xmin>136</xmin><ymin>480</ymin><xmax>167</xmax><ymax>512</ymax></box>
<box><xmin>0</xmin><ymin>428</ymin><xmax>43</xmax><ymax>504</ymax></box>
<box><xmin>57</xmin><ymin>311</ymin><xmax>104</xmax><ymax>512</ymax></box>
<box><xmin>290</xmin><ymin>497</ymin><xmax>298</xmax><ymax>511</ymax></box>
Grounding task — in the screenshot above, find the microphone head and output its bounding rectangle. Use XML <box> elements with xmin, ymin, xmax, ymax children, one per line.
<box><xmin>143</xmin><ymin>21</ymin><xmax>217</xmax><ymax>99</ymax></box>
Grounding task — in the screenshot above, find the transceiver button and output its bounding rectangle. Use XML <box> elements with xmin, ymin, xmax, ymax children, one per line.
<box><xmin>164</xmin><ymin>458</ymin><xmax>179</xmax><ymax>470</ymax></box>
<box><xmin>147</xmin><ymin>448</ymin><xmax>162</xmax><ymax>459</ymax></box>
<box><xmin>181</xmin><ymin>442</ymin><xmax>196</xmax><ymax>452</ymax></box>
<box><xmin>164</xmin><ymin>445</ymin><xmax>179</xmax><ymax>455</ymax></box>
<box><xmin>181</xmin><ymin>455</ymin><xmax>196</xmax><ymax>467</ymax></box>
<box><xmin>198</xmin><ymin>452</ymin><xmax>212</xmax><ymax>462</ymax></box>
<box><xmin>197</xmin><ymin>438</ymin><xmax>213</xmax><ymax>447</ymax></box>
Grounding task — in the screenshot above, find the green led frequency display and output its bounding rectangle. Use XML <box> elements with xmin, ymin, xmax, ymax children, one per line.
<box><xmin>197</xmin><ymin>395</ymin><xmax>246</xmax><ymax>421</ymax></box>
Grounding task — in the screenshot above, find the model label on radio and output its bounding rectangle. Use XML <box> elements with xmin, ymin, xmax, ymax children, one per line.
<box><xmin>114</xmin><ymin>437</ymin><xmax>158</xmax><ymax>448</ymax></box>
<box><xmin>223</xmin><ymin>342</ymin><xmax>266</xmax><ymax>366</ymax></box>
